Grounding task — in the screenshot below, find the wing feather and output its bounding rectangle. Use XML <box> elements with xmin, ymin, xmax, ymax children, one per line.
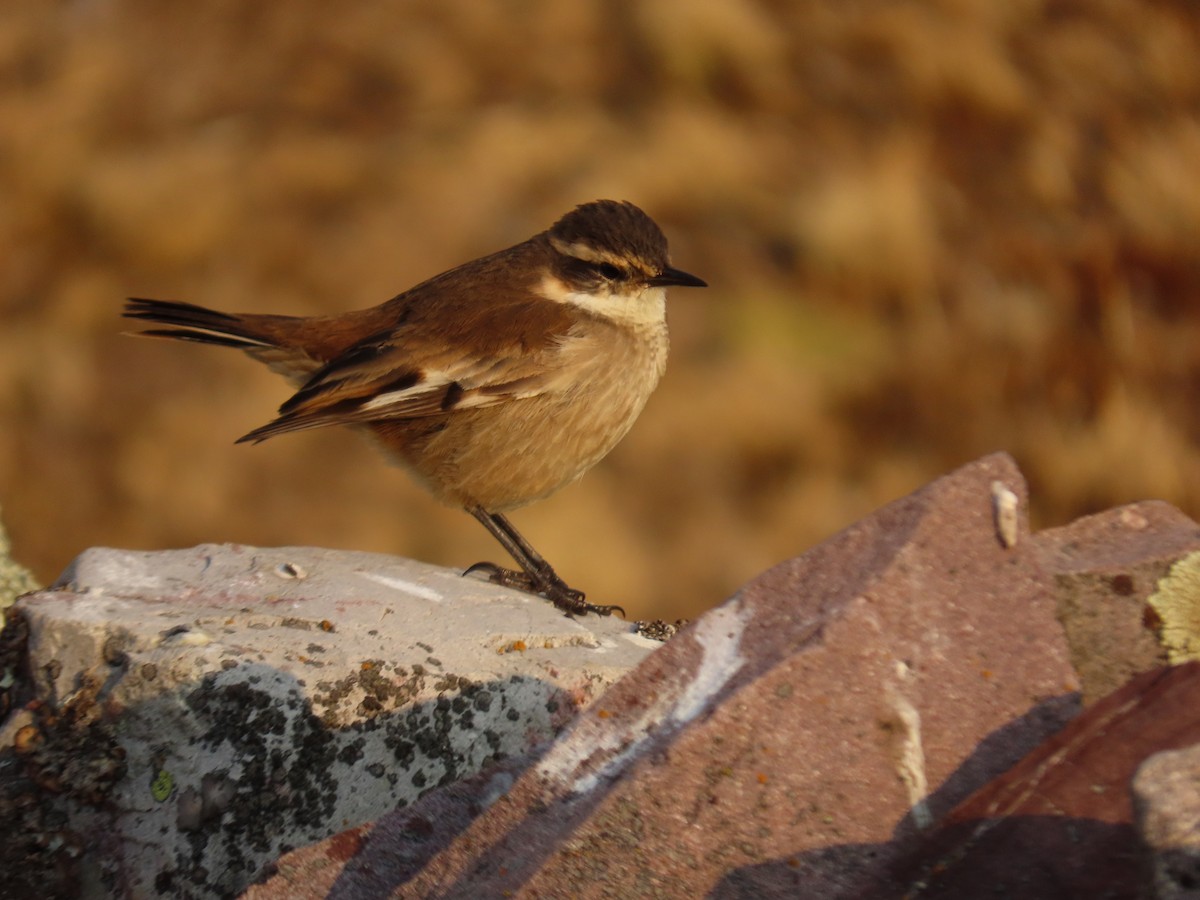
<box><xmin>237</xmin><ymin>297</ymin><xmax>578</xmax><ymax>444</ymax></box>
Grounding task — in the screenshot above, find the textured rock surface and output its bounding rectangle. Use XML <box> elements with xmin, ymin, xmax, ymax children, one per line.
<box><xmin>1</xmin><ymin>545</ymin><xmax>656</xmax><ymax>899</ymax></box>
<box><xmin>1134</xmin><ymin>737</ymin><xmax>1200</xmax><ymax>900</ymax></box>
<box><xmin>251</xmin><ymin>453</ymin><xmax>1084</xmax><ymax>898</ymax></box>
<box><xmin>244</xmin><ymin>754</ymin><xmax>536</xmax><ymax>900</ymax></box>
<box><xmin>1034</xmin><ymin>501</ymin><xmax>1200</xmax><ymax>702</ymax></box>
<box><xmin>886</xmin><ymin>662</ymin><xmax>1200</xmax><ymax>898</ymax></box>
<box><xmin>10</xmin><ymin>452</ymin><xmax>1200</xmax><ymax>899</ymax></box>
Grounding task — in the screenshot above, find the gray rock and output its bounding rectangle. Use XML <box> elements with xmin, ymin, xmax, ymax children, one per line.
<box><xmin>1135</xmin><ymin>741</ymin><xmax>1200</xmax><ymax>900</ymax></box>
<box><xmin>4</xmin><ymin>544</ymin><xmax>656</xmax><ymax>899</ymax></box>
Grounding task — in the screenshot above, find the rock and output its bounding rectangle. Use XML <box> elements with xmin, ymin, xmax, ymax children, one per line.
<box><xmin>254</xmin><ymin>453</ymin><xmax>1081</xmax><ymax>898</ymax></box>
<box><xmin>1034</xmin><ymin>501</ymin><xmax>1200</xmax><ymax>702</ymax></box>
<box><xmin>885</xmin><ymin>662</ymin><xmax>1200</xmax><ymax>898</ymax></box>
<box><xmin>11</xmin><ymin>452</ymin><xmax>1200</xmax><ymax>898</ymax></box>
<box><xmin>244</xmin><ymin>754</ymin><xmax>536</xmax><ymax>900</ymax></box>
<box><xmin>1134</xmin><ymin>738</ymin><xmax>1200</xmax><ymax>900</ymax></box>
<box><xmin>0</xmin><ymin>545</ymin><xmax>656</xmax><ymax>899</ymax></box>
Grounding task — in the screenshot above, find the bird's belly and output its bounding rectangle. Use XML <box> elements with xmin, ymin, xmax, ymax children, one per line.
<box><xmin>381</xmin><ymin>341</ymin><xmax>664</xmax><ymax>511</ymax></box>
<box><xmin>432</xmin><ymin>382</ymin><xmax>651</xmax><ymax>509</ymax></box>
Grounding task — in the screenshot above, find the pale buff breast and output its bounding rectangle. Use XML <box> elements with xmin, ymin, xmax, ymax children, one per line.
<box><xmin>391</xmin><ymin>316</ymin><xmax>669</xmax><ymax>511</ymax></box>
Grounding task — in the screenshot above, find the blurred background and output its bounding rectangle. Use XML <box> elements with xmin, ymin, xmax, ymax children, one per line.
<box><xmin>2</xmin><ymin>1</ymin><xmax>1199</xmax><ymax>621</ymax></box>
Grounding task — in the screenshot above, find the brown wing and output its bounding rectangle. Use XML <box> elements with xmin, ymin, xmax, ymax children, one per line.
<box><xmin>237</xmin><ymin>291</ymin><xmax>580</xmax><ymax>443</ymax></box>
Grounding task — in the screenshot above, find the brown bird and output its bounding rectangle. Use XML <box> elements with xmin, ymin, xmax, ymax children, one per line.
<box><xmin>123</xmin><ymin>199</ymin><xmax>706</xmax><ymax>616</ymax></box>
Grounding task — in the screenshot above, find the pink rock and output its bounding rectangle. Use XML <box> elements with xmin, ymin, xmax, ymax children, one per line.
<box><xmin>886</xmin><ymin>662</ymin><xmax>1200</xmax><ymax>898</ymax></box>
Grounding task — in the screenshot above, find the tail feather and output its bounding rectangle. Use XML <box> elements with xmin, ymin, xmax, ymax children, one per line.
<box><xmin>123</xmin><ymin>298</ymin><xmax>275</xmax><ymax>348</ymax></box>
<box><xmin>133</xmin><ymin>327</ymin><xmax>257</xmax><ymax>349</ymax></box>
<box><xmin>123</xmin><ymin>296</ymin><xmax>329</xmax><ymax>391</ymax></box>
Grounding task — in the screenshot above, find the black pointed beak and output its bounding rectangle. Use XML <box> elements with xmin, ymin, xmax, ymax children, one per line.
<box><xmin>648</xmin><ymin>266</ymin><xmax>707</xmax><ymax>289</ymax></box>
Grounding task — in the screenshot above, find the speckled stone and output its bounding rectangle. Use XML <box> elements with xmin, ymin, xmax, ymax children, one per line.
<box><xmin>3</xmin><ymin>545</ymin><xmax>656</xmax><ymax>898</ymax></box>
<box><xmin>1034</xmin><ymin>500</ymin><xmax>1200</xmax><ymax>702</ymax></box>
<box><xmin>1134</xmin><ymin>732</ymin><xmax>1200</xmax><ymax>900</ymax></box>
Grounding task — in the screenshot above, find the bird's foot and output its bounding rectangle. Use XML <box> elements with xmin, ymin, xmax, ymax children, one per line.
<box><xmin>463</xmin><ymin>561</ymin><xmax>624</xmax><ymax>618</ymax></box>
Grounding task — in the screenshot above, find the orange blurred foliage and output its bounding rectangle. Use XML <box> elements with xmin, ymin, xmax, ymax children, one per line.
<box><xmin>2</xmin><ymin>1</ymin><xmax>1199</xmax><ymax>620</ymax></box>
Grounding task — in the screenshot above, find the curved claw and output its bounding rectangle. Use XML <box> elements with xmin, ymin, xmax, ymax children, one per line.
<box><xmin>463</xmin><ymin>561</ymin><xmax>504</xmax><ymax>579</ymax></box>
<box><xmin>463</xmin><ymin>561</ymin><xmax>537</xmax><ymax>592</ymax></box>
<box><xmin>542</xmin><ymin>582</ymin><xmax>624</xmax><ymax>619</ymax></box>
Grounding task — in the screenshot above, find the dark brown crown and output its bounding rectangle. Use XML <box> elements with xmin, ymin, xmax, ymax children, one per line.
<box><xmin>547</xmin><ymin>200</ymin><xmax>670</xmax><ymax>273</ymax></box>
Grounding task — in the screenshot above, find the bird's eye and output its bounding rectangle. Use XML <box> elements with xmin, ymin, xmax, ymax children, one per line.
<box><xmin>596</xmin><ymin>263</ymin><xmax>622</xmax><ymax>280</ymax></box>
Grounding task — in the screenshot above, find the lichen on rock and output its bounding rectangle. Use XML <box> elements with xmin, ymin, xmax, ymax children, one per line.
<box><xmin>0</xmin><ymin>505</ymin><xmax>39</xmax><ymax>628</ymax></box>
<box><xmin>1148</xmin><ymin>550</ymin><xmax>1200</xmax><ymax>664</ymax></box>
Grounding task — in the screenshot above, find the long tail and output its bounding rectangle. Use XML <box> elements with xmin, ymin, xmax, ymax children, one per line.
<box><xmin>123</xmin><ymin>297</ymin><xmax>329</xmax><ymax>391</ymax></box>
<box><xmin>122</xmin><ymin>298</ymin><xmax>279</xmax><ymax>349</ymax></box>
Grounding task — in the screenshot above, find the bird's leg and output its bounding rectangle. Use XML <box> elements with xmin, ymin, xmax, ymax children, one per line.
<box><xmin>463</xmin><ymin>506</ymin><xmax>624</xmax><ymax>617</ymax></box>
